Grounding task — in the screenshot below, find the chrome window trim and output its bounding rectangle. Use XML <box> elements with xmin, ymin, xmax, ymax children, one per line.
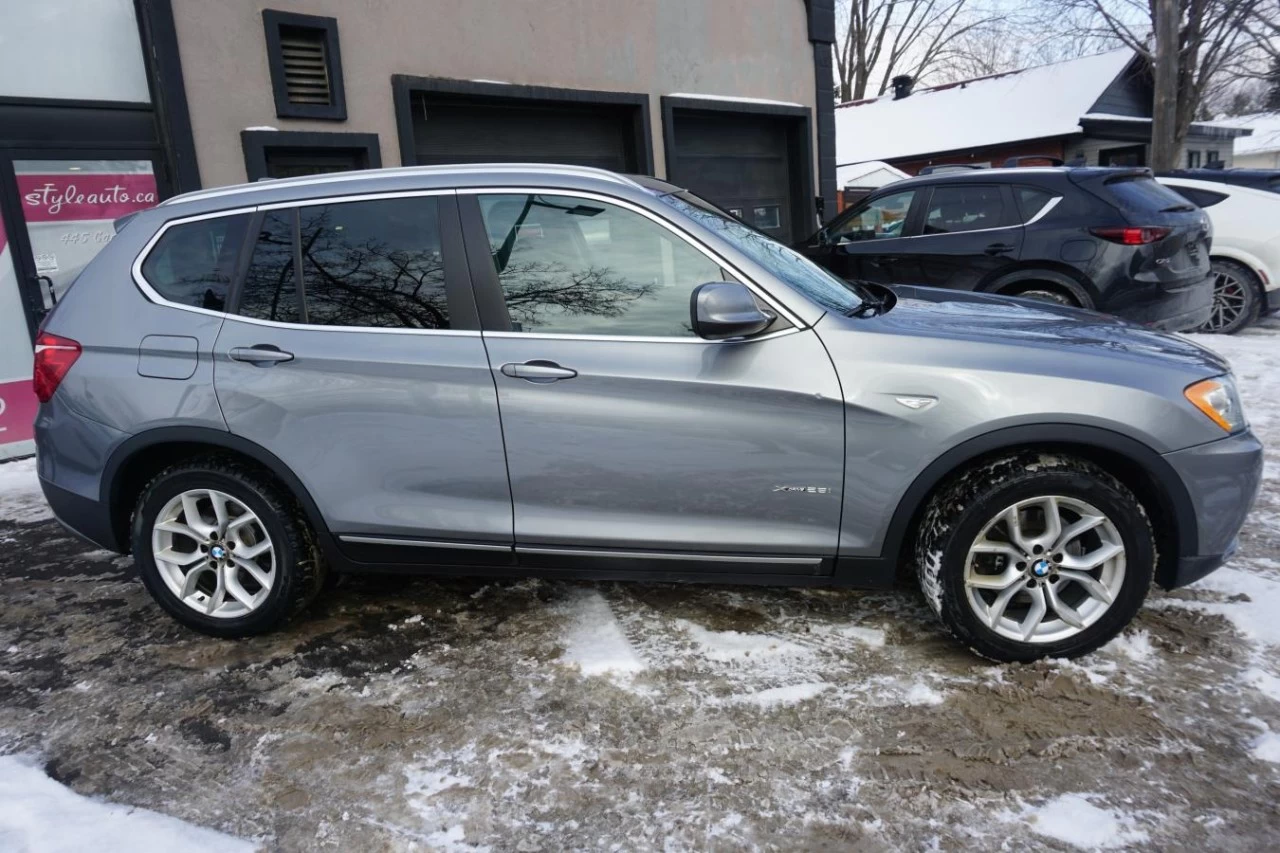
<box><xmin>482</xmin><ymin>327</ymin><xmax>801</xmax><ymax>345</ymax></box>
<box><xmin>515</xmin><ymin>545</ymin><xmax>823</xmax><ymax>566</ymax></box>
<box><xmin>133</xmin><ymin>191</ymin><xmax>477</xmax><ymax>335</ymax></box>
<box><xmin>1022</xmin><ymin>194</ymin><xmax>1062</xmax><ymax>226</ymax></box>
<box><xmin>130</xmin><ymin>205</ymin><xmax>258</xmax><ymax>320</ymax></box>
<box><xmin>457</xmin><ymin>185</ymin><xmax>806</xmax><ymax>330</ymax></box>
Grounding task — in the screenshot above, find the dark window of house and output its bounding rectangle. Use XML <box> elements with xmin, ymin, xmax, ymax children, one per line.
<box><xmin>1187</xmin><ymin>150</ymin><xmax>1202</xmax><ymax>168</ymax></box>
<box><xmin>239</xmin><ymin>210</ymin><xmax>301</xmax><ymax>323</ymax></box>
<box><xmin>924</xmin><ymin>185</ymin><xmax>1006</xmax><ymax>234</ymax></box>
<box><xmin>1016</xmin><ymin>188</ymin><xmax>1058</xmax><ymax>223</ymax></box>
<box><xmin>141</xmin><ymin>214</ymin><xmax>250</xmax><ymax>311</ymax></box>
<box><xmin>478</xmin><ymin>193</ymin><xmax>722</xmax><ymax>336</ymax></box>
<box><xmin>263</xmin><ymin>11</ymin><xmax>345</xmax><ymax>120</ymax></box>
<box><xmin>1207</xmin><ymin>150</ymin><xmax>1221</xmax><ymax>165</ymax></box>
<box><xmin>1164</xmin><ymin>184</ymin><xmax>1229</xmax><ymax>208</ymax></box>
<box><xmin>298</xmin><ymin>197</ymin><xmax>450</xmax><ymax>329</ymax></box>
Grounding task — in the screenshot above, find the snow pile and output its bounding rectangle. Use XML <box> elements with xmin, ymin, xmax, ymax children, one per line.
<box><xmin>0</xmin><ymin>457</ymin><xmax>50</xmax><ymax>524</ymax></box>
<box><xmin>732</xmin><ymin>682</ymin><xmax>831</xmax><ymax>708</ymax></box>
<box><xmin>677</xmin><ymin>620</ymin><xmax>810</xmax><ymax>665</ymax></box>
<box><xmin>0</xmin><ymin>754</ymin><xmax>253</xmax><ymax>852</ymax></box>
<box><xmin>558</xmin><ymin>588</ymin><xmax>646</xmax><ymax>678</ymax></box>
<box><xmin>1006</xmin><ymin>793</ymin><xmax>1149</xmax><ymax>850</ymax></box>
<box><xmin>835</xmin><ymin>49</ymin><xmax>1133</xmax><ymax>164</ymax></box>
<box><xmin>1251</xmin><ymin>731</ymin><xmax>1280</xmax><ymax>764</ymax></box>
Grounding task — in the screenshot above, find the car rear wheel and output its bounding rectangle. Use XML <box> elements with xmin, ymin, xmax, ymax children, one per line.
<box><xmin>131</xmin><ymin>457</ymin><xmax>327</xmax><ymax>637</ymax></box>
<box><xmin>1016</xmin><ymin>288</ymin><xmax>1077</xmax><ymax>308</ymax></box>
<box><xmin>1197</xmin><ymin>259</ymin><xmax>1261</xmax><ymax>335</ymax></box>
<box><xmin>915</xmin><ymin>453</ymin><xmax>1153</xmax><ymax>662</ymax></box>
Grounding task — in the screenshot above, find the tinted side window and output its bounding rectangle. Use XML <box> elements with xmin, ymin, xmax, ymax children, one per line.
<box><xmin>1102</xmin><ymin>176</ymin><xmax>1192</xmax><ymax>215</ymax></box>
<box><xmin>1164</xmin><ymin>185</ymin><xmax>1229</xmax><ymax>209</ymax></box>
<box><xmin>299</xmin><ymin>197</ymin><xmax>449</xmax><ymax>329</ymax></box>
<box><xmin>141</xmin><ymin>214</ymin><xmax>250</xmax><ymax>311</ymax></box>
<box><xmin>478</xmin><ymin>193</ymin><xmax>722</xmax><ymax>336</ymax></box>
<box><xmin>239</xmin><ymin>210</ymin><xmax>301</xmax><ymax>323</ymax></box>
<box><xmin>924</xmin><ymin>185</ymin><xmax>1006</xmax><ymax>234</ymax></box>
<box><xmin>829</xmin><ymin>189</ymin><xmax>915</xmax><ymax>242</ymax></box>
<box><xmin>1016</xmin><ymin>187</ymin><xmax>1058</xmax><ymax>222</ymax></box>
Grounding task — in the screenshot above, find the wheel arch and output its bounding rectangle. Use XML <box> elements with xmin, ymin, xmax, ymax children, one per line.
<box><xmin>980</xmin><ymin>264</ymin><xmax>1099</xmax><ymax>307</ymax></box>
<box><xmin>883</xmin><ymin>424</ymin><xmax>1196</xmax><ymax>589</ymax></box>
<box><xmin>102</xmin><ymin>427</ymin><xmax>335</xmax><ymax>557</ymax></box>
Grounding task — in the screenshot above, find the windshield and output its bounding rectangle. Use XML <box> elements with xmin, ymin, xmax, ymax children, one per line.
<box><xmin>658</xmin><ymin>191</ymin><xmax>863</xmax><ymax>315</ymax></box>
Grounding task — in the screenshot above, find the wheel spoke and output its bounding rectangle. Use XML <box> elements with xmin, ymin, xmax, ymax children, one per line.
<box><xmin>1054</xmin><ymin>514</ymin><xmax>1105</xmax><ymax>550</ymax></box>
<box><xmin>236</xmin><ymin>539</ymin><xmax>272</xmax><ymax>559</ymax></box>
<box><xmin>1059</xmin><ymin>541</ymin><xmax>1124</xmax><ymax>571</ymax></box>
<box><xmin>181</xmin><ymin>493</ymin><xmax>215</xmax><ymax>538</ymax></box>
<box><xmin>1057</xmin><ymin>569</ymin><xmax>1114</xmax><ymax>605</ymax></box>
<box><xmin>236</xmin><ymin>557</ymin><xmax>272</xmax><ymax>588</ymax></box>
<box><xmin>155</xmin><ymin>519</ymin><xmax>202</xmax><ymax>541</ymax></box>
<box><xmin>985</xmin><ymin>583</ymin><xmax>1023</xmax><ymax>628</ymax></box>
<box><xmin>1019</xmin><ymin>585</ymin><xmax>1048</xmax><ymax>642</ymax></box>
<box><xmin>179</xmin><ymin>565</ymin><xmax>208</xmax><ymax>598</ymax></box>
<box><xmin>155</xmin><ymin>547</ymin><xmax>206</xmax><ymax>567</ymax></box>
<box><xmin>224</xmin><ymin>569</ymin><xmax>258</xmax><ymax>609</ymax></box>
<box><xmin>1034</xmin><ymin>496</ymin><xmax>1062</xmax><ymax>549</ymax></box>
<box><xmin>1001</xmin><ymin>506</ymin><xmax>1031</xmax><ymax>552</ymax></box>
<box><xmin>227</xmin><ymin>513</ymin><xmax>256</xmax><ymax>532</ymax></box>
<box><xmin>205</xmin><ymin>573</ymin><xmax>226</xmax><ymax>614</ymax></box>
<box><xmin>209</xmin><ymin>490</ymin><xmax>230</xmax><ymax>533</ymax></box>
<box><xmin>1045</xmin><ymin>581</ymin><xmax>1085</xmax><ymax>629</ymax></box>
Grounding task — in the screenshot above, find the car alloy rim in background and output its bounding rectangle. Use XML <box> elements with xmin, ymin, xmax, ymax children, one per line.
<box><xmin>963</xmin><ymin>495</ymin><xmax>1126</xmax><ymax>644</ymax></box>
<box><xmin>151</xmin><ymin>489</ymin><xmax>276</xmax><ymax>618</ymax></box>
<box><xmin>1202</xmin><ymin>268</ymin><xmax>1249</xmax><ymax>332</ymax></box>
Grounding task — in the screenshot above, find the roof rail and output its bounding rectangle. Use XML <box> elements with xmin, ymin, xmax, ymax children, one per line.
<box><xmin>918</xmin><ymin>164</ymin><xmax>986</xmax><ymax>175</ymax></box>
<box><xmin>159</xmin><ymin>163</ymin><xmax>641</xmax><ymax>207</ymax></box>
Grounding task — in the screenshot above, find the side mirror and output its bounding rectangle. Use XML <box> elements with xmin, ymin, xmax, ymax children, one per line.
<box><xmin>690</xmin><ymin>282</ymin><xmax>773</xmax><ymax>341</ymax></box>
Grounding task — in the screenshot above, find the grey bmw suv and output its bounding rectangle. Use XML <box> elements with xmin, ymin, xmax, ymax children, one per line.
<box><xmin>33</xmin><ymin>165</ymin><xmax>1262</xmax><ymax>662</ymax></box>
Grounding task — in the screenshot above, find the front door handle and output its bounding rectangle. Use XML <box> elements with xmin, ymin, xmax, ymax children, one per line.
<box><xmin>985</xmin><ymin>243</ymin><xmax>1015</xmax><ymax>255</ymax></box>
<box><xmin>500</xmin><ymin>360</ymin><xmax>578</xmax><ymax>383</ymax></box>
<box><xmin>229</xmin><ymin>345</ymin><xmax>294</xmax><ymax>365</ymax></box>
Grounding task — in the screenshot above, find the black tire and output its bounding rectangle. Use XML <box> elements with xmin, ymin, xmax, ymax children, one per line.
<box><xmin>1198</xmin><ymin>259</ymin><xmax>1262</xmax><ymax>335</ymax></box>
<box><xmin>131</xmin><ymin>457</ymin><xmax>327</xmax><ymax>638</ymax></box>
<box><xmin>914</xmin><ymin>452</ymin><xmax>1154</xmax><ymax>662</ymax></box>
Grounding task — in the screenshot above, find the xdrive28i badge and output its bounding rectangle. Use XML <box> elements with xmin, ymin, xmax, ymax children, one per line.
<box><xmin>773</xmin><ymin>485</ymin><xmax>832</xmax><ymax>494</ymax></box>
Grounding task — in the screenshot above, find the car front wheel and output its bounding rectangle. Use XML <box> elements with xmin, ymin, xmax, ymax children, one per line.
<box><xmin>131</xmin><ymin>457</ymin><xmax>327</xmax><ymax>637</ymax></box>
<box><xmin>915</xmin><ymin>453</ymin><xmax>1154</xmax><ymax>662</ymax></box>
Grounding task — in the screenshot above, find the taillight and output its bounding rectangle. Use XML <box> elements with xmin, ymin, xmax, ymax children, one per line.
<box><xmin>33</xmin><ymin>332</ymin><xmax>81</xmax><ymax>403</ymax></box>
<box><xmin>1089</xmin><ymin>226</ymin><xmax>1172</xmax><ymax>245</ymax></box>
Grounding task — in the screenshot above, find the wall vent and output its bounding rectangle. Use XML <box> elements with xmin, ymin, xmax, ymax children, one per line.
<box><xmin>279</xmin><ymin>25</ymin><xmax>330</xmax><ymax>105</ymax></box>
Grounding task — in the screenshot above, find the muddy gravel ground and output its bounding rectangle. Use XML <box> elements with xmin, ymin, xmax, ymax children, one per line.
<box><xmin>3</xmin><ymin>325</ymin><xmax>1280</xmax><ymax>851</ymax></box>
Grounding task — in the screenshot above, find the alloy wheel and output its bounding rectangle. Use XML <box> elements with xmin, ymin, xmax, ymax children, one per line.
<box><xmin>151</xmin><ymin>488</ymin><xmax>276</xmax><ymax>618</ymax></box>
<box><xmin>1201</xmin><ymin>268</ymin><xmax>1249</xmax><ymax>332</ymax></box>
<box><xmin>963</xmin><ymin>495</ymin><xmax>1126</xmax><ymax>644</ymax></box>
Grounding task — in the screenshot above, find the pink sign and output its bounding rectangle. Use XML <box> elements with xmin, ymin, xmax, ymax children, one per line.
<box><xmin>17</xmin><ymin>173</ymin><xmax>158</xmax><ymax>222</ymax></box>
<box><xmin>0</xmin><ymin>379</ymin><xmax>37</xmax><ymax>446</ymax></box>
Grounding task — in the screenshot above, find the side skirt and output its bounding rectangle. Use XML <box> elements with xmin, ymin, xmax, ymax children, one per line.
<box><xmin>329</xmin><ymin>535</ymin><xmax>899</xmax><ymax>588</ymax></box>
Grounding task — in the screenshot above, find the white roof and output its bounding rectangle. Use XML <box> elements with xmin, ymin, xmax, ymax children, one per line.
<box><xmin>835</xmin><ymin>49</ymin><xmax>1135</xmax><ymax>165</ymax></box>
<box><xmin>1212</xmin><ymin>112</ymin><xmax>1280</xmax><ymax>156</ymax></box>
<box><xmin>837</xmin><ymin>160</ymin><xmax>910</xmax><ymax>188</ymax></box>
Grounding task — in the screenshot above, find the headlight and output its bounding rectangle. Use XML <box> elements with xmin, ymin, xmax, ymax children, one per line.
<box><xmin>1184</xmin><ymin>376</ymin><xmax>1246</xmax><ymax>433</ymax></box>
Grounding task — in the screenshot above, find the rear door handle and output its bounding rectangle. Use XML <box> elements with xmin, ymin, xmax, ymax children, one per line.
<box><xmin>500</xmin><ymin>360</ymin><xmax>578</xmax><ymax>383</ymax></box>
<box><xmin>229</xmin><ymin>345</ymin><xmax>294</xmax><ymax>365</ymax></box>
<box><xmin>985</xmin><ymin>243</ymin><xmax>1015</xmax><ymax>255</ymax></box>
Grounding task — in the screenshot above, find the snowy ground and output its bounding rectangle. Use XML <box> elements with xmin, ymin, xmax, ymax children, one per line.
<box><xmin>2</xmin><ymin>320</ymin><xmax>1280</xmax><ymax>851</ymax></box>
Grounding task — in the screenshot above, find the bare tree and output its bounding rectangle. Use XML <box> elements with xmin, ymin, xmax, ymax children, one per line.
<box><xmin>834</xmin><ymin>0</ymin><xmax>997</xmax><ymax>101</ymax></box>
<box><xmin>1047</xmin><ymin>0</ymin><xmax>1272</xmax><ymax>169</ymax></box>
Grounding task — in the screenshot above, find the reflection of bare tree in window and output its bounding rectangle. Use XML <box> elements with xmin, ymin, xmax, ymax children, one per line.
<box><xmin>489</xmin><ymin>195</ymin><xmax>656</xmax><ymax>331</ymax></box>
<box><xmin>298</xmin><ymin>202</ymin><xmax>449</xmax><ymax>329</ymax></box>
<box><xmin>241</xmin><ymin>210</ymin><xmax>299</xmax><ymax>323</ymax></box>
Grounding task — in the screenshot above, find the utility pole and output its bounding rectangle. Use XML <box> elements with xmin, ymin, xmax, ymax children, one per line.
<box><xmin>1150</xmin><ymin>0</ymin><xmax>1180</xmax><ymax>171</ymax></box>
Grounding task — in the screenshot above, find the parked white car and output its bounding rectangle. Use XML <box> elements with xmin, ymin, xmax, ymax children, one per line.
<box><xmin>1158</xmin><ymin>176</ymin><xmax>1280</xmax><ymax>333</ymax></box>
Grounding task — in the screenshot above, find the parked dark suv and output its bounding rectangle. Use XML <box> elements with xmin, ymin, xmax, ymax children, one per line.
<box><xmin>796</xmin><ymin>167</ymin><xmax>1215</xmax><ymax>331</ymax></box>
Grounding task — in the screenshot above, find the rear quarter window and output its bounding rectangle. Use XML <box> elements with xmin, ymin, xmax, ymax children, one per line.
<box><xmin>1163</xmin><ymin>185</ymin><xmax>1229</xmax><ymax>208</ymax></box>
<box><xmin>1102</xmin><ymin>176</ymin><xmax>1194</xmax><ymax>215</ymax></box>
<box><xmin>140</xmin><ymin>214</ymin><xmax>251</xmax><ymax>311</ymax></box>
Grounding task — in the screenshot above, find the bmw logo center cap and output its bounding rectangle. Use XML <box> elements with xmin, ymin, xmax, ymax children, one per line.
<box><xmin>211</xmin><ymin>545</ymin><xmax>227</xmax><ymax>560</ymax></box>
<box><xmin>1032</xmin><ymin>559</ymin><xmax>1051</xmax><ymax>577</ymax></box>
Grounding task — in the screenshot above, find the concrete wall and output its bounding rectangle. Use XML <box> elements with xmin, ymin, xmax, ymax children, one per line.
<box><xmin>1236</xmin><ymin>151</ymin><xmax>1280</xmax><ymax>169</ymax></box>
<box><xmin>169</xmin><ymin>0</ymin><xmax>818</xmax><ymax>188</ymax></box>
